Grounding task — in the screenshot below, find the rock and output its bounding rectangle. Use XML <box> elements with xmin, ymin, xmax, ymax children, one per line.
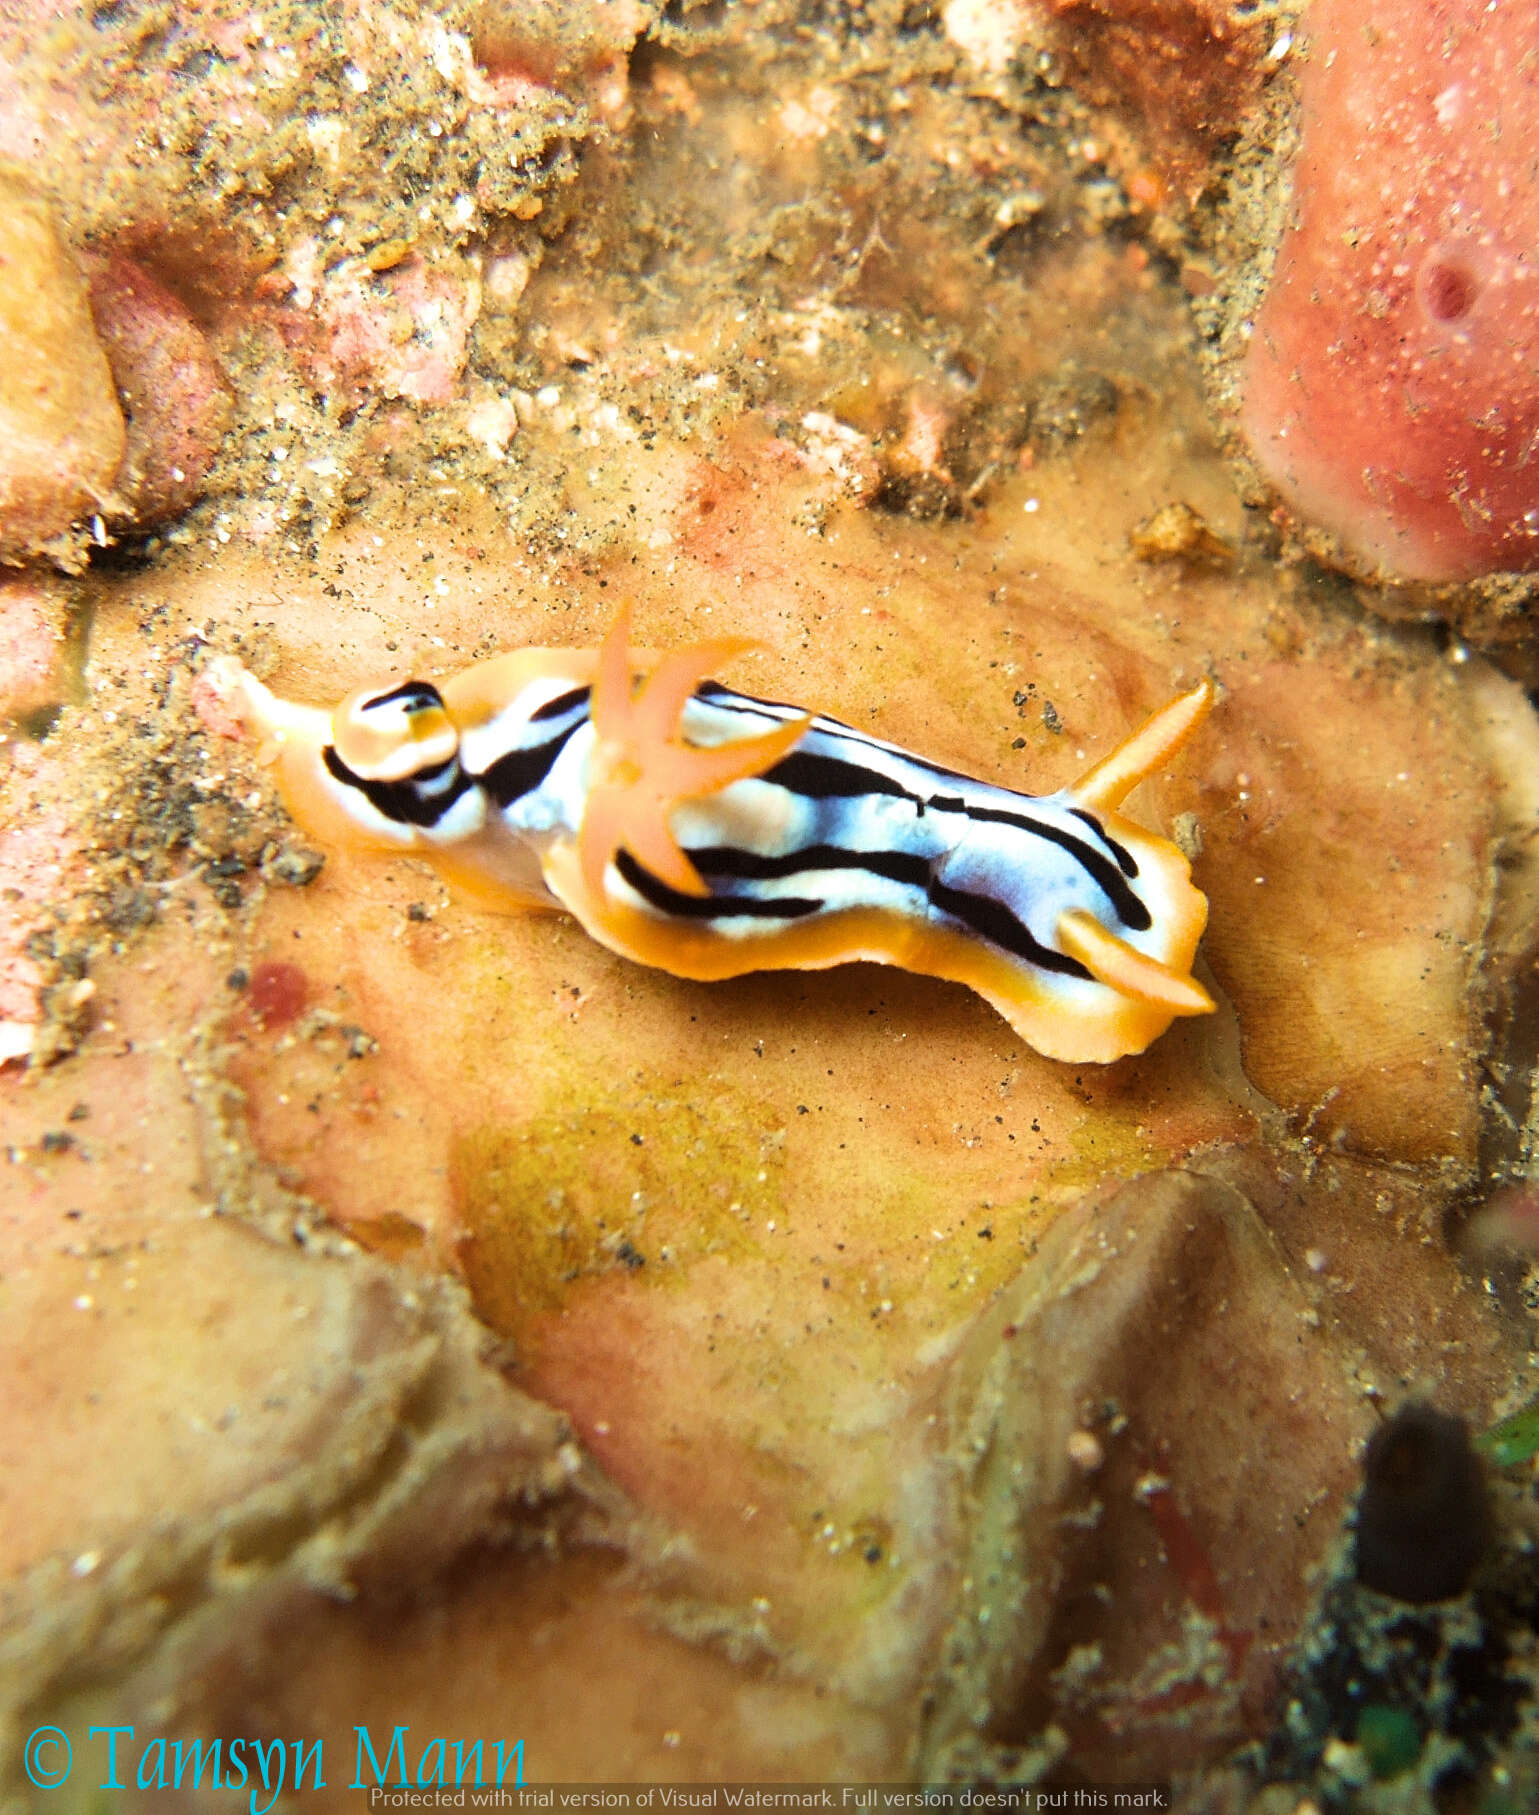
<box><xmin>87</xmin><ymin>254</ymin><xmax>232</xmax><ymax>528</ymax></box>
<box><xmin>469</xmin><ymin>0</ymin><xmax>647</xmax><ymax>120</ymax></box>
<box><xmin>1130</xmin><ymin>499</ymin><xmax>1234</xmax><ymax>567</ymax></box>
<box><xmin>0</xmin><ymin>1214</ymin><xmax>604</xmax><ymax>1719</ymax></box>
<box><xmin>280</xmin><ymin>242</ymin><xmax>483</xmax><ymax>409</ymax></box>
<box><xmin>0</xmin><ymin>572</ymin><xmax>70</xmax><ymax>724</ymax></box>
<box><xmin>0</xmin><ymin>740</ymin><xmax>78</xmax><ymax>1059</ymax></box>
<box><xmin>1037</xmin><ymin>0</ymin><xmax>1275</xmax><ymax>201</ymax></box>
<box><xmin>922</xmin><ymin>1168</ymin><xmax>1370</xmax><ymax>1782</ymax></box>
<box><xmin>0</xmin><ymin>169</ymin><xmax>125</xmax><ymax>561</ymax></box>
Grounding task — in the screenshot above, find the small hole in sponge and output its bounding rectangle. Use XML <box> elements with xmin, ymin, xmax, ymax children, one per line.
<box><xmin>1420</xmin><ymin>257</ymin><xmax>1478</xmax><ymax>324</ymax></box>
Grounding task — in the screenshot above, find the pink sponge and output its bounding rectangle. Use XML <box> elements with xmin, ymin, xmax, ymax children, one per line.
<box><xmin>1240</xmin><ymin>0</ymin><xmax>1539</xmax><ymax>583</ymax></box>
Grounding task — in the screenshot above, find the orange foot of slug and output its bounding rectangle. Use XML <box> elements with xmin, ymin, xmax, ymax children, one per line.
<box><xmin>579</xmin><ymin>606</ymin><xmax>810</xmax><ymax>901</ymax></box>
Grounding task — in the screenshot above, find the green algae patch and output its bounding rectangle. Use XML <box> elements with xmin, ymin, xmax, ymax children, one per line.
<box><xmin>1046</xmin><ymin>1098</ymin><xmax>1163</xmax><ymax>1199</ymax></box>
<box><xmin>1479</xmin><ymin>1391</ymin><xmax>1539</xmax><ymax>1468</ymax></box>
<box><xmin>452</xmin><ymin>1074</ymin><xmax>785</xmax><ymax>1339</ymax></box>
<box><xmin>1356</xmin><ymin>1703</ymin><xmax>1423</xmax><ymax>1780</ymax></box>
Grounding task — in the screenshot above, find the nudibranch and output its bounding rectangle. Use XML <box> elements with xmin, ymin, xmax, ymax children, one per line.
<box><xmin>216</xmin><ymin>609</ymin><xmax>1216</xmax><ymax>1062</ymax></box>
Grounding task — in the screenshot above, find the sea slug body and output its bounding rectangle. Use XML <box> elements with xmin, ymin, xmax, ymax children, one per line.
<box><xmin>217</xmin><ymin>608</ymin><xmax>1215</xmax><ymax>1063</ymax></box>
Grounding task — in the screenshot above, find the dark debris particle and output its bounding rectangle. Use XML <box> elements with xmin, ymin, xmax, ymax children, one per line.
<box><xmin>226</xmin><ymin>967</ymin><xmax>250</xmax><ymax>991</ymax></box>
<box><xmin>1355</xmin><ymin>1402</ymin><xmax>1490</xmax><ymax>1604</ymax></box>
<box><xmin>615</xmin><ymin>1240</ymin><xmax>646</xmax><ymax>1270</ymax></box>
<box><xmin>265</xmin><ymin>846</ymin><xmax>326</xmax><ymax>887</ymax></box>
<box><xmin>1027</xmin><ymin>360</ymin><xmax>1121</xmax><ymax>451</ymax></box>
<box><xmin>870</xmin><ymin>466</ymin><xmax>962</xmax><ymax>522</ymax></box>
<box><xmin>406</xmin><ymin>901</ymin><xmax>433</xmax><ymax>922</ymax></box>
<box><xmin>33</xmin><ymin>968</ymin><xmax>97</xmax><ymax>1065</ymax></box>
<box><xmin>28</xmin><ymin>932</ymin><xmax>73</xmax><ymax>975</ymax></box>
<box><xmin>40</xmin><ymin>1131</ymin><xmax>75</xmax><ymax>1154</ymax></box>
<box><xmin>67</xmin><ymin>1101</ymin><xmax>90</xmax><ymax>1122</ymax></box>
<box><xmin>341</xmin><ymin>1024</ymin><xmax>378</xmax><ymax>1059</ymax></box>
<box><xmin>896</xmin><ymin>0</ymin><xmax>939</xmax><ymax>31</ymax></box>
<box><xmin>103</xmin><ymin>884</ymin><xmax>158</xmax><ymax>933</ymax></box>
<box><xmin>204</xmin><ymin>873</ymin><xmax>245</xmax><ymax>910</ymax></box>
